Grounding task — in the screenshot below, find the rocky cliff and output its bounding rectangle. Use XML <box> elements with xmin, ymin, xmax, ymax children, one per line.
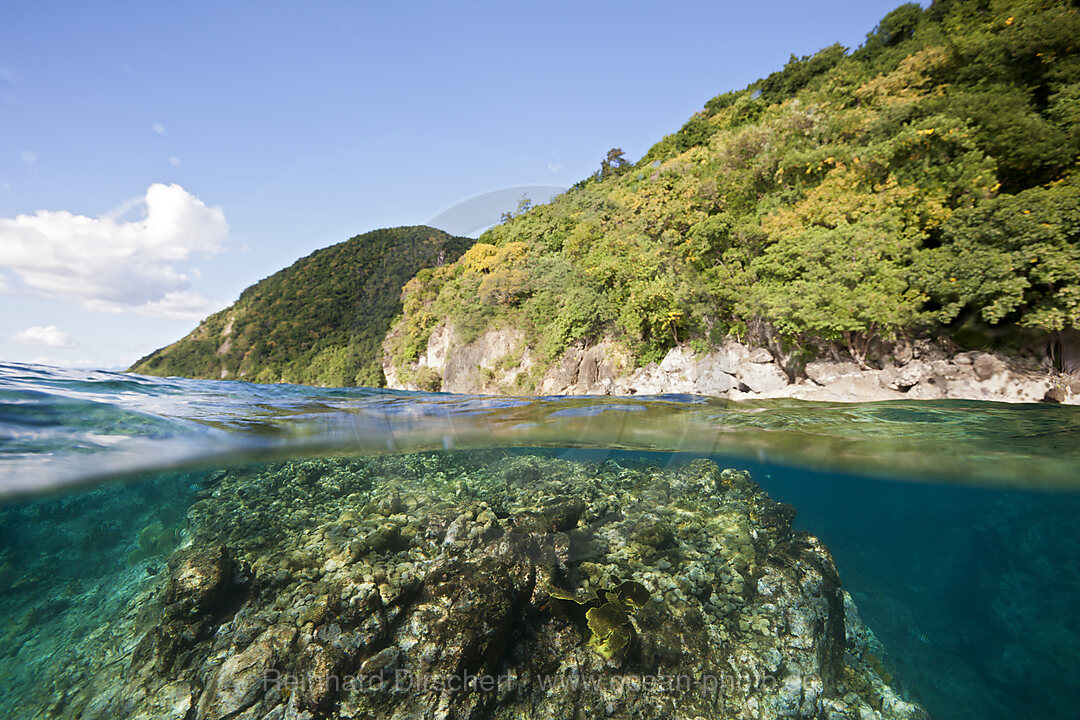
<box><xmin>385</xmin><ymin>321</ymin><xmax>1080</xmax><ymax>405</ymax></box>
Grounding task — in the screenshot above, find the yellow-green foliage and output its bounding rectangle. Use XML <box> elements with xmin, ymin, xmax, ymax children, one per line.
<box><xmin>390</xmin><ymin>0</ymin><xmax>1080</xmax><ymax>372</ymax></box>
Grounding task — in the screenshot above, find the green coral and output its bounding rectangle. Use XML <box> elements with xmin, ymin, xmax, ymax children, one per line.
<box><xmin>126</xmin><ymin>522</ymin><xmax>181</xmax><ymax>566</ymax></box>
<box><xmin>549</xmin><ymin>578</ymin><xmax>651</xmax><ymax>663</ymax></box>
<box><xmin>586</xmin><ymin>602</ymin><xmax>633</xmax><ymax>662</ymax></box>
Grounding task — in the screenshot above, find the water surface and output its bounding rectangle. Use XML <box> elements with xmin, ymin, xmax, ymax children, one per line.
<box><xmin>1</xmin><ymin>362</ymin><xmax>1077</xmax><ymax>719</ymax></box>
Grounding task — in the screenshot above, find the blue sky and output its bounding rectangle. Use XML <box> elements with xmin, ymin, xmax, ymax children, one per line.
<box><xmin>1</xmin><ymin>0</ymin><xmax>913</xmax><ymax>369</ymax></box>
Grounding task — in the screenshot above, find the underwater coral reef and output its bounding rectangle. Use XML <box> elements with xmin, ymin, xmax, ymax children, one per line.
<box><xmin>2</xmin><ymin>453</ymin><xmax>926</xmax><ymax>719</ymax></box>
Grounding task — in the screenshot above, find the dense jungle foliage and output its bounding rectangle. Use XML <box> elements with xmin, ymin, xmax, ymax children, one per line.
<box><xmin>129</xmin><ymin>226</ymin><xmax>472</xmax><ymax>386</ymax></box>
<box><xmin>388</xmin><ymin>0</ymin><xmax>1080</xmax><ymax>381</ymax></box>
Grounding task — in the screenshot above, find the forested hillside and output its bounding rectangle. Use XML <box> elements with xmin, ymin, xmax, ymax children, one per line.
<box><xmin>387</xmin><ymin>0</ymin><xmax>1080</xmax><ymax>389</ymax></box>
<box><xmin>130</xmin><ymin>226</ymin><xmax>473</xmax><ymax>386</ymax></box>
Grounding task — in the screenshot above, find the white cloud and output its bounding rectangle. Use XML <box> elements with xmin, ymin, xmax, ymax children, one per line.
<box><xmin>547</xmin><ymin>162</ymin><xmax>563</xmax><ymax>175</ymax></box>
<box><xmin>133</xmin><ymin>290</ymin><xmax>225</xmax><ymax>320</ymax></box>
<box><xmin>12</xmin><ymin>325</ymin><xmax>72</xmax><ymax>348</ymax></box>
<box><xmin>20</xmin><ymin>150</ymin><xmax>37</xmax><ymax>165</ymax></box>
<box><xmin>0</xmin><ymin>183</ymin><xmax>228</xmax><ymax>320</ymax></box>
<box><xmin>169</xmin><ymin>156</ymin><xmax>180</xmax><ymax>166</ymax></box>
<box><xmin>152</xmin><ymin>122</ymin><xmax>166</xmax><ymax>135</ymax></box>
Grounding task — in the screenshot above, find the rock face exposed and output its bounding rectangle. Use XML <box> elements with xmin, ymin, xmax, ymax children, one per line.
<box><xmin>384</xmin><ymin>325</ymin><xmax>541</xmax><ymax>394</ymax></box>
<box><xmin>76</xmin><ymin>453</ymin><xmax>924</xmax><ymax>720</ymax></box>
<box><xmin>385</xmin><ymin>322</ymin><xmax>1079</xmax><ymax>404</ymax></box>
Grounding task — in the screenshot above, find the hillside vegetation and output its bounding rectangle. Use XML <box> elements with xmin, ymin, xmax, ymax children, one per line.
<box><xmin>387</xmin><ymin>0</ymin><xmax>1080</xmax><ymax>390</ymax></box>
<box><xmin>130</xmin><ymin>226</ymin><xmax>473</xmax><ymax>386</ymax></box>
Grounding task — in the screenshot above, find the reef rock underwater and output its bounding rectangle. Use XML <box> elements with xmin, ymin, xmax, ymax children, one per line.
<box><xmin>11</xmin><ymin>453</ymin><xmax>926</xmax><ymax>719</ymax></box>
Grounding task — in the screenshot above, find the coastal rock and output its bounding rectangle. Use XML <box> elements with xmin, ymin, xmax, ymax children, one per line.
<box><xmin>577</xmin><ymin>343</ymin><xmax>623</xmax><ymax>392</ymax></box>
<box><xmin>416</xmin><ymin>322</ymin><xmax>454</xmax><ymax>376</ymax></box>
<box><xmin>540</xmin><ymin>347</ymin><xmax>582</xmax><ymax>394</ymax></box>
<box><xmin>694</xmin><ymin>363</ymin><xmax>736</xmax><ymax>394</ymax></box>
<box><xmin>387</xmin><ymin>321</ymin><xmax>1076</xmax><ymax>404</ymax></box>
<box><xmin>735</xmin><ymin>359</ymin><xmax>791</xmax><ymax>394</ymax></box>
<box><xmin>386</xmin><ymin>323</ymin><xmax>538</xmax><ymax>394</ymax></box>
<box><xmin>442</xmin><ymin>328</ymin><xmax>533</xmax><ymax>393</ymax></box>
<box><xmin>1044</xmin><ymin>386</ymin><xmax>1068</xmax><ymax>403</ymax></box>
<box><xmin>972</xmin><ymin>354</ymin><xmax>1003</xmax><ymax>381</ymax></box>
<box><xmin>715</xmin><ymin>337</ymin><xmax>751</xmax><ymax>375</ymax></box>
<box><xmin>748</xmin><ymin>347</ymin><xmax>774</xmax><ymax>363</ymax></box>
<box><xmin>658</xmin><ymin>345</ymin><xmax>696</xmax><ymax>374</ymax></box>
<box><xmin>538</xmin><ymin>340</ymin><xmax>629</xmax><ymax>395</ymax></box>
<box><xmin>805</xmin><ymin>361</ymin><xmax>862</xmax><ymax>386</ymax></box>
<box><xmin>886</xmin><ymin>362</ymin><xmax>925</xmax><ymax>392</ymax></box>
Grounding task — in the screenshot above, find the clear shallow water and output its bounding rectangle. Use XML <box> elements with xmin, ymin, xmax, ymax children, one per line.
<box><xmin>1</xmin><ymin>362</ymin><xmax>1078</xmax><ymax>719</ymax></box>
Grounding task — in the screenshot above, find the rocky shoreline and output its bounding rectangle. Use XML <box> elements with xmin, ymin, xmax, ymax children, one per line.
<box><xmin>385</xmin><ymin>324</ymin><xmax>1079</xmax><ymax>405</ymax></box>
<box><xmin>545</xmin><ymin>339</ymin><xmax>1077</xmax><ymax>404</ymax></box>
<box><xmin>8</xmin><ymin>452</ymin><xmax>927</xmax><ymax>719</ymax></box>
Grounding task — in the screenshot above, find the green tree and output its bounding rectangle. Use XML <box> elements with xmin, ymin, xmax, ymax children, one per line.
<box><xmin>599</xmin><ymin>148</ymin><xmax>630</xmax><ymax>179</ymax></box>
<box><xmin>917</xmin><ymin>179</ymin><xmax>1080</xmax><ymax>331</ymax></box>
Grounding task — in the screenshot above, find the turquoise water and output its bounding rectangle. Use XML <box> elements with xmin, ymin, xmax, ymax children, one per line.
<box><xmin>1</xmin><ymin>362</ymin><xmax>1078</xmax><ymax>719</ymax></box>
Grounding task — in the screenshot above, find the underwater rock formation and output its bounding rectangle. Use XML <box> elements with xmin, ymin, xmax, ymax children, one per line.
<box><xmin>68</xmin><ymin>453</ymin><xmax>925</xmax><ymax>719</ymax></box>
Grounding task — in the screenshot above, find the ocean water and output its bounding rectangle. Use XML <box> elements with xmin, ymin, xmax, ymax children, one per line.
<box><xmin>1</xmin><ymin>361</ymin><xmax>1078</xmax><ymax>719</ymax></box>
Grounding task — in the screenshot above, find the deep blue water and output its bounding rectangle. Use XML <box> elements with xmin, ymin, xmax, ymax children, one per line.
<box><xmin>743</xmin><ymin>462</ymin><xmax>1080</xmax><ymax>718</ymax></box>
<box><xmin>1</xmin><ymin>362</ymin><xmax>1078</xmax><ymax>719</ymax></box>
